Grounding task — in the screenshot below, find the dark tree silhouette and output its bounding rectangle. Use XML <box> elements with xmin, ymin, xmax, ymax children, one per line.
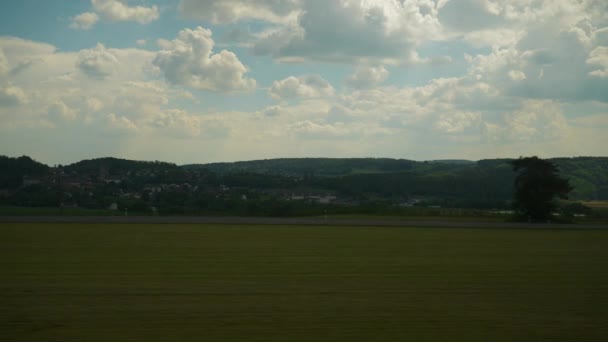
<box><xmin>511</xmin><ymin>156</ymin><xmax>572</xmax><ymax>221</ymax></box>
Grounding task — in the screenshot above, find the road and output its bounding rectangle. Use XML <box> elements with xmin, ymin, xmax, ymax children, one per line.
<box><xmin>0</xmin><ymin>216</ymin><xmax>606</xmax><ymax>229</ymax></box>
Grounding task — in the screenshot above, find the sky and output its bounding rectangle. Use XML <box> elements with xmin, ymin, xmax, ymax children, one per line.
<box><xmin>0</xmin><ymin>0</ymin><xmax>607</xmax><ymax>165</ymax></box>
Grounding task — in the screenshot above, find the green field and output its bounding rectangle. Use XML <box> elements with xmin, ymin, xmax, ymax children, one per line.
<box><xmin>1</xmin><ymin>224</ymin><xmax>607</xmax><ymax>341</ymax></box>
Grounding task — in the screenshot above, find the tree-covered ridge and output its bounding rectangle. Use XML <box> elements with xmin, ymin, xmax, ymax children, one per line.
<box><xmin>65</xmin><ymin>157</ymin><xmax>178</xmax><ymax>176</ymax></box>
<box><xmin>0</xmin><ymin>155</ymin><xmax>50</xmax><ymax>189</ymax></box>
<box><xmin>552</xmin><ymin>157</ymin><xmax>608</xmax><ymax>200</ymax></box>
<box><xmin>1</xmin><ymin>156</ymin><xmax>607</xmax><ymax>216</ymax></box>
<box><xmin>186</xmin><ymin>158</ymin><xmax>418</xmax><ymax>176</ymax></box>
<box><xmin>189</xmin><ymin>157</ymin><xmax>608</xmax><ymax>201</ymax></box>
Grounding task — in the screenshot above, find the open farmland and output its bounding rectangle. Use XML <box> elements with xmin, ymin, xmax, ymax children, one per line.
<box><xmin>1</xmin><ymin>224</ymin><xmax>608</xmax><ymax>341</ymax></box>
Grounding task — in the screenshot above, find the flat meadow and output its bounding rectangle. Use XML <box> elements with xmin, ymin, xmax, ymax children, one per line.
<box><xmin>1</xmin><ymin>223</ymin><xmax>607</xmax><ymax>341</ymax></box>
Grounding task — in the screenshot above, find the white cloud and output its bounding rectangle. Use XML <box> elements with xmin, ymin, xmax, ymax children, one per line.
<box><xmin>0</xmin><ymin>49</ymin><xmax>8</xmax><ymax>76</ymax></box>
<box><xmin>346</xmin><ymin>64</ymin><xmax>389</xmax><ymax>89</ymax></box>
<box><xmin>148</xmin><ymin>109</ymin><xmax>201</xmax><ymax>138</ymax></box>
<box><xmin>287</xmin><ymin>120</ymin><xmax>393</xmax><ymax>140</ymax></box>
<box><xmin>91</xmin><ymin>0</ymin><xmax>159</xmax><ymax>24</ymax></box>
<box><xmin>252</xmin><ymin>0</ymin><xmax>442</xmax><ymax>63</ymax></box>
<box><xmin>87</xmin><ymin>97</ymin><xmax>104</xmax><ymax>112</ymax></box>
<box><xmin>269</xmin><ymin>74</ymin><xmax>334</xmax><ymax>100</ymax></box>
<box><xmin>153</xmin><ymin>27</ymin><xmax>256</xmax><ymax>92</ymax></box>
<box><xmin>0</xmin><ymin>37</ymin><xmax>56</xmax><ymax>63</ymax></box>
<box><xmin>145</xmin><ymin>109</ymin><xmax>232</xmax><ymax>140</ymax></box>
<box><xmin>70</xmin><ymin>12</ymin><xmax>99</xmax><ymax>30</ymax></box>
<box><xmin>435</xmin><ymin>111</ymin><xmax>481</xmax><ymax>133</ymax></box>
<box><xmin>259</xmin><ymin>105</ymin><xmax>288</xmax><ymax>117</ymax></box>
<box><xmin>438</xmin><ymin>0</ymin><xmax>505</xmax><ymax>31</ymax></box>
<box><xmin>77</xmin><ymin>43</ymin><xmax>118</xmax><ymax>79</ymax></box>
<box><xmin>508</xmin><ymin>69</ymin><xmax>526</xmax><ymax>81</ymax></box>
<box><xmin>47</xmin><ymin>101</ymin><xmax>77</xmax><ymax>121</ymax></box>
<box><xmin>484</xmin><ymin>100</ymin><xmax>568</xmax><ymax>142</ymax></box>
<box><xmin>71</xmin><ymin>0</ymin><xmax>159</xmax><ymax>29</ymax></box>
<box><xmin>0</xmin><ymin>36</ymin><xmax>163</xmax><ymax>133</ymax></box>
<box><xmin>288</xmin><ymin>120</ymin><xmax>352</xmax><ymax>139</ymax></box>
<box><xmin>106</xmin><ymin>113</ymin><xmax>138</xmax><ymax>133</ymax></box>
<box><xmin>569</xmin><ymin>113</ymin><xmax>608</xmax><ymax>128</ymax></box>
<box><xmin>178</xmin><ymin>0</ymin><xmax>300</xmax><ymax>24</ymax></box>
<box><xmin>587</xmin><ymin>46</ymin><xmax>608</xmax><ymax>77</ymax></box>
<box><xmin>464</xmin><ymin>29</ymin><xmax>523</xmax><ymax>49</ymax></box>
<box><xmin>136</xmin><ymin>39</ymin><xmax>147</xmax><ymax>46</ymax></box>
<box><xmin>465</xmin><ymin>23</ymin><xmax>608</xmax><ymax>102</ymax></box>
<box><xmin>0</xmin><ymin>86</ymin><xmax>27</xmax><ymax>106</ymax></box>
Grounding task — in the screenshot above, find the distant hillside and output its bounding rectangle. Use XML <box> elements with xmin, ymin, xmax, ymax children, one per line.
<box><xmin>2</xmin><ymin>156</ymin><xmax>607</xmax><ymax>204</ymax></box>
<box><xmin>65</xmin><ymin>157</ymin><xmax>178</xmax><ymax>176</ymax></box>
<box><xmin>0</xmin><ymin>155</ymin><xmax>50</xmax><ymax>189</ymax></box>
<box><xmin>552</xmin><ymin>157</ymin><xmax>608</xmax><ymax>200</ymax></box>
<box><xmin>184</xmin><ymin>158</ymin><xmax>417</xmax><ymax>176</ymax></box>
<box><xmin>427</xmin><ymin>160</ymin><xmax>475</xmax><ymax>165</ymax></box>
<box><xmin>186</xmin><ymin>157</ymin><xmax>608</xmax><ymax>201</ymax></box>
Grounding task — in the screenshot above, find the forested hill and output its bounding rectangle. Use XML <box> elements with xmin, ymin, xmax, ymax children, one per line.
<box><xmin>186</xmin><ymin>157</ymin><xmax>608</xmax><ymax>200</ymax></box>
<box><xmin>65</xmin><ymin>157</ymin><xmax>178</xmax><ymax>175</ymax></box>
<box><xmin>184</xmin><ymin>158</ymin><xmax>420</xmax><ymax>176</ymax></box>
<box><xmin>2</xmin><ymin>156</ymin><xmax>608</xmax><ymax>202</ymax></box>
<box><xmin>0</xmin><ymin>156</ymin><xmax>49</xmax><ymax>189</ymax></box>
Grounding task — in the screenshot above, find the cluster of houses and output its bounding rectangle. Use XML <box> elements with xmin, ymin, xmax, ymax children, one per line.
<box><xmin>10</xmin><ymin>166</ymin><xmax>346</xmax><ymax>210</ymax></box>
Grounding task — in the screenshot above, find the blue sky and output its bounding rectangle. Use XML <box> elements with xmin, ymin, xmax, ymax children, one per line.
<box><xmin>0</xmin><ymin>0</ymin><xmax>607</xmax><ymax>165</ymax></box>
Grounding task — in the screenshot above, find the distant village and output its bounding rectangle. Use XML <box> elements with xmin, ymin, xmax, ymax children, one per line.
<box><xmin>5</xmin><ymin>155</ymin><xmax>604</xmax><ymax>218</ymax></box>
<box><xmin>9</xmin><ymin>162</ymin><xmax>325</xmax><ymax>214</ymax></box>
<box><xmin>7</xmin><ymin>161</ymin><xmax>431</xmax><ymax>216</ymax></box>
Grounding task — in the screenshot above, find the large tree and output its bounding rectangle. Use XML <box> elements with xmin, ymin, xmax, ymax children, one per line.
<box><xmin>511</xmin><ymin>157</ymin><xmax>572</xmax><ymax>221</ymax></box>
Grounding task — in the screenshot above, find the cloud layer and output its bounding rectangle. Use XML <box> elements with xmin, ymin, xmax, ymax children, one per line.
<box><xmin>71</xmin><ymin>0</ymin><xmax>159</xmax><ymax>30</ymax></box>
<box><xmin>1</xmin><ymin>0</ymin><xmax>608</xmax><ymax>164</ymax></box>
<box><xmin>269</xmin><ymin>75</ymin><xmax>334</xmax><ymax>100</ymax></box>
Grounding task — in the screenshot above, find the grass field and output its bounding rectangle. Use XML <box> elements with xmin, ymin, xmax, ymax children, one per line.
<box><xmin>582</xmin><ymin>201</ymin><xmax>608</xmax><ymax>211</ymax></box>
<box><xmin>1</xmin><ymin>224</ymin><xmax>607</xmax><ymax>341</ymax></box>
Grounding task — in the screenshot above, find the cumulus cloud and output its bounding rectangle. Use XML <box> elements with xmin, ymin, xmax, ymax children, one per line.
<box><xmin>260</xmin><ymin>105</ymin><xmax>288</xmax><ymax>117</ymax></box>
<box><xmin>47</xmin><ymin>101</ymin><xmax>77</xmax><ymax>122</ymax></box>
<box><xmin>252</xmin><ymin>0</ymin><xmax>442</xmax><ymax>63</ymax></box>
<box><xmin>70</xmin><ymin>12</ymin><xmax>99</xmax><ymax>30</ymax></box>
<box><xmin>438</xmin><ymin>0</ymin><xmax>505</xmax><ymax>31</ymax></box>
<box><xmin>87</xmin><ymin>97</ymin><xmax>104</xmax><ymax>112</ymax></box>
<box><xmin>0</xmin><ymin>49</ymin><xmax>9</xmax><ymax>76</ymax></box>
<box><xmin>269</xmin><ymin>74</ymin><xmax>334</xmax><ymax>100</ymax></box>
<box><xmin>465</xmin><ymin>24</ymin><xmax>608</xmax><ymax>102</ymax></box>
<box><xmin>70</xmin><ymin>0</ymin><xmax>159</xmax><ymax>29</ymax></box>
<box><xmin>287</xmin><ymin>120</ymin><xmax>392</xmax><ymax>140</ymax></box>
<box><xmin>91</xmin><ymin>0</ymin><xmax>159</xmax><ymax>24</ymax></box>
<box><xmin>0</xmin><ymin>86</ymin><xmax>27</xmax><ymax>106</ymax></box>
<box><xmin>148</xmin><ymin>109</ymin><xmax>201</xmax><ymax>137</ymax></box>
<box><xmin>288</xmin><ymin>120</ymin><xmax>352</xmax><ymax>139</ymax></box>
<box><xmin>435</xmin><ymin>111</ymin><xmax>481</xmax><ymax>133</ymax></box>
<box><xmin>0</xmin><ymin>37</ymin><xmax>56</xmax><ymax>63</ymax></box>
<box><xmin>106</xmin><ymin>113</ymin><xmax>138</xmax><ymax>133</ymax></box>
<box><xmin>587</xmin><ymin>46</ymin><xmax>608</xmax><ymax>77</ymax></box>
<box><xmin>0</xmin><ymin>36</ymin><xmax>163</xmax><ymax>135</ymax></box>
<box><xmin>346</xmin><ymin>64</ymin><xmax>389</xmax><ymax>89</ymax></box>
<box><xmin>508</xmin><ymin>69</ymin><xmax>526</xmax><ymax>81</ymax></box>
<box><xmin>153</xmin><ymin>27</ymin><xmax>256</xmax><ymax>92</ymax></box>
<box><xmin>146</xmin><ymin>109</ymin><xmax>232</xmax><ymax>139</ymax></box>
<box><xmin>77</xmin><ymin>43</ymin><xmax>118</xmax><ymax>79</ymax></box>
<box><xmin>179</xmin><ymin>0</ymin><xmax>300</xmax><ymax>24</ymax></box>
<box><xmin>484</xmin><ymin>100</ymin><xmax>568</xmax><ymax>142</ymax></box>
<box><xmin>464</xmin><ymin>29</ymin><xmax>523</xmax><ymax>49</ymax></box>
